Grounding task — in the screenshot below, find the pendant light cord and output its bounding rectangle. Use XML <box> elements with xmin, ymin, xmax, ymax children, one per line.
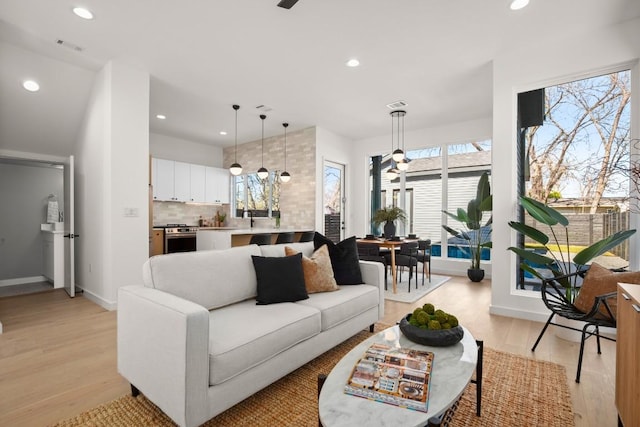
<box><xmin>260</xmin><ymin>114</ymin><xmax>266</xmax><ymax>168</ymax></box>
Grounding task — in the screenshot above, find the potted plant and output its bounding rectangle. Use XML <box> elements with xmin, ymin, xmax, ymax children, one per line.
<box><xmin>442</xmin><ymin>172</ymin><xmax>492</xmax><ymax>282</ymax></box>
<box><xmin>508</xmin><ymin>196</ymin><xmax>635</xmax><ymax>302</ymax></box>
<box><xmin>372</xmin><ymin>206</ymin><xmax>407</xmax><ymax>239</ymax></box>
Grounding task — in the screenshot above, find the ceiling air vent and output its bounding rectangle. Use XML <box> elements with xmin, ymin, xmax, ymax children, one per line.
<box><xmin>56</xmin><ymin>39</ymin><xmax>84</xmax><ymax>52</ymax></box>
<box><xmin>255</xmin><ymin>105</ymin><xmax>273</xmax><ymax>112</ymax></box>
<box><xmin>386</xmin><ymin>100</ymin><xmax>408</xmax><ymax>109</ymax></box>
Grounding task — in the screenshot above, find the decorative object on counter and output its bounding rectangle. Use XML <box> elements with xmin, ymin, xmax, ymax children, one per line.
<box><xmin>229</xmin><ymin>104</ymin><xmax>243</xmax><ymax>176</ymax></box>
<box><xmin>372</xmin><ymin>206</ymin><xmax>406</xmax><ymax>240</ymax></box>
<box><xmin>257</xmin><ymin>114</ymin><xmax>269</xmax><ymax>179</ymax></box>
<box><xmin>399</xmin><ymin>303</ymin><xmax>463</xmax><ymax>346</ymax></box>
<box><xmin>47</xmin><ymin>194</ymin><xmax>59</xmax><ymax>223</ymax></box>
<box><xmin>280</xmin><ymin>122</ymin><xmax>291</xmax><ymax>183</ymax></box>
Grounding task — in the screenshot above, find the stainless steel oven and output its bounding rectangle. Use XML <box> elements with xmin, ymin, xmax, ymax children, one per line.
<box><xmin>163</xmin><ymin>224</ymin><xmax>197</xmax><ymax>253</ymax></box>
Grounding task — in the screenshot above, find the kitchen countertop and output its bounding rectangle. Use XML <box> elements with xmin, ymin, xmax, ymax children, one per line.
<box><xmin>198</xmin><ymin>227</ymin><xmax>302</xmax><ymax>234</ymax></box>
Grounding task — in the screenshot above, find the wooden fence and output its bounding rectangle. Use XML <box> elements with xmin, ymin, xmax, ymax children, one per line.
<box><xmin>525</xmin><ymin>211</ymin><xmax>630</xmax><ymax>259</ymax></box>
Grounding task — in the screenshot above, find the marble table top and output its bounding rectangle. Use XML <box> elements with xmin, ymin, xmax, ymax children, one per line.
<box><xmin>319</xmin><ymin>325</ymin><xmax>477</xmax><ymax>427</ymax></box>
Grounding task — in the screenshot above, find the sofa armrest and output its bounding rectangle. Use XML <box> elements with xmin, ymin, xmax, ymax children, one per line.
<box><xmin>117</xmin><ymin>285</ymin><xmax>209</xmax><ymax>427</ymax></box>
<box><xmin>359</xmin><ymin>260</ymin><xmax>385</xmax><ymax>320</ymax></box>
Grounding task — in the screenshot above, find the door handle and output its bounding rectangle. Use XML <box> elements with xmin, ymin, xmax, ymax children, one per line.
<box><xmin>63</xmin><ymin>234</ymin><xmax>80</xmax><ymax>239</ymax></box>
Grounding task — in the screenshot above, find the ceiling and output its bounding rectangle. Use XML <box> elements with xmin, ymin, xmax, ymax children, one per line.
<box><xmin>1</xmin><ymin>0</ymin><xmax>640</xmax><ymax>157</ymax></box>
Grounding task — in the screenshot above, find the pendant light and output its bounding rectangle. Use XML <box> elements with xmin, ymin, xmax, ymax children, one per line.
<box><xmin>395</xmin><ymin>110</ymin><xmax>409</xmax><ymax>171</ymax></box>
<box><xmin>386</xmin><ymin>110</ymin><xmax>399</xmax><ymax>180</ymax></box>
<box><xmin>391</xmin><ymin>109</ymin><xmax>406</xmax><ymax>162</ymax></box>
<box><xmin>229</xmin><ymin>104</ymin><xmax>243</xmax><ymax>176</ymax></box>
<box><xmin>257</xmin><ymin>114</ymin><xmax>269</xmax><ymax>179</ymax></box>
<box><xmin>280</xmin><ymin>122</ymin><xmax>291</xmax><ymax>183</ymax></box>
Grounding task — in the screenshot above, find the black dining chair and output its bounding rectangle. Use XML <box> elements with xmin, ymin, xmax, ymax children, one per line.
<box><xmin>414</xmin><ymin>239</ymin><xmax>432</xmax><ymax>285</ymax></box>
<box><xmin>357</xmin><ymin>242</ymin><xmax>389</xmax><ymax>289</ymax></box>
<box><xmin>275</xmin><ymin>232</ymin><xmax>295</xmax><ymax>244</ymax></box>
<box><xmin>384</xmin><ymin>241</ymin><xmax>418</xmax><ymax>292</ymax></box>
<box><xmin>249</xmin><ymin>233</ymin><xmax>272</xmax><ymax>246</ymax></box>
<box><xmin>298</xmin><ymin>231</ymin><xmax>315</xmax><ymax>242</ymax></box>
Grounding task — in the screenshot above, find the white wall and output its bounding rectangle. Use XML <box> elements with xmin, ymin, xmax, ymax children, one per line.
<box><xmin>491</xmin><ymin>18</ymin><xmax>640</xmax><ymax>322</ymax></box>
<box><xmin>75</xmin><ymin>60</ymin><xmax>149</xmax><ymax>309</ymax></box>
<box><xmin>150</xmin><ymin>133</ymin><xmax>223</xmax><ymax>167</ymax></box>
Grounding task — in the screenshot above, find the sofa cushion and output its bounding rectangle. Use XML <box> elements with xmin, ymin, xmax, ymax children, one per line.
<box><xmin>313</xmin><ymin>233</ymin><xmax>363</xmax><ymax>285</ymax></box>
<box><xmin>142</xmin><ymin>244</ymin><xmax>261</xmax><ymax>310</ymax></box>
<box><xmin>252</xmin><ymin>254</ymin><xmax>309</xmax><ymax>305</ymax></box>
<box><xmin>259</xmin><ymin>241</ymin><xmax>314</xmax><ymax>258</ymax></box>
<box><xmin>208</xmin><ymin>300</ymin><xmax>321</xmax><ymax>385</ymax></box>
<box><xmin>295</xmin><ymin>284</ymin><xmax>379</xmax><ymax>331</ymax></box>
<box><xmin>285</xmin><ymin>245</ymin><xmax>339</xmax><ymax>294</ymax></box>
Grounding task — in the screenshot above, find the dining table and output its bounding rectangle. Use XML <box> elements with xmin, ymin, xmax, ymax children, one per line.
<box><xmin>356</xmin><ymin>237</ymin><xmax>418</xmax><ymax>294</ymax></box>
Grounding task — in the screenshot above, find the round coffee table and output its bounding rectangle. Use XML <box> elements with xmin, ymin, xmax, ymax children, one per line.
<box><xmin>319</xmin><ymin>325</ymin><xmax>477</xmax><ymax>427</ymax></box>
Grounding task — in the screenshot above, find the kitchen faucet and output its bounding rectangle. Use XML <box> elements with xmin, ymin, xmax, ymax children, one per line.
<box><xmin>244</xmin><ymin>209</ymin><xmax>254</xmax><ymax>228</ymax></box>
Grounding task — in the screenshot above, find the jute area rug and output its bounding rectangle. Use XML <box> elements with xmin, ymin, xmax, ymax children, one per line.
<box><xmin>53</xmin><ymin>324</ymin><xmax>574</xmax><ymax>427</ymax></box>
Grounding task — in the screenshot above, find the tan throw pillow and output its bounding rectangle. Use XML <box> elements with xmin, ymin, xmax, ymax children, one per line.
<box><xmin>573</xmin><ymin>263</ymin><xmax>640</xmax><ymax>318</ymax></box>
<box><xmin>285</xmin><ymin>245</ymin><xmax>339</xmax><ymax>294</ymax></box>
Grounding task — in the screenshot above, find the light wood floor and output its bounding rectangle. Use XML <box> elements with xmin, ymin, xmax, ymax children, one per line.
<box><xmin>0</xmin><ymin>277</ymin><xmax>617</xmax><ymax>426</ymax></box>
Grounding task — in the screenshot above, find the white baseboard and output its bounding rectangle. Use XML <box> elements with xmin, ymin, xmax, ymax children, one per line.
<box><xmin>0</xmin><ymin>276</ymin><xmax>48</xmax><ymax>288</ymax></box>
<box><xmin>79</xmin><ymin>287</ymin><xmax>117</xmax><ymax>311</ymax></box>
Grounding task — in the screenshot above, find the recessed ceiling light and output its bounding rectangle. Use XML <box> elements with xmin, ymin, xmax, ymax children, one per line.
<box><xmin>73</xmin><ymin>7</ymin><xmax>94</xmax><ymax>19</ymax></box>
<box><xmin>510</xmin><ymin>0</ymin><xmax>529</xmax><ymax>10</ymax></box>
<box><xmin>22</xmin><ymin>80</ymin><xmax>40</xmax><ymax>92</ymax></box>
<box><xmin>219</xmin><ymin>131</ymin><xmax>228</xmax><ymax>135</ymax></box>
<box><xmin>156</xmin><ymin>114</ymin><xmax>166</xmax><ymax>120</ymax></box>
<box><xmin>346</xmin><ymin>58</ymin><xmax>360</xmax><ymax>67</ymax></box>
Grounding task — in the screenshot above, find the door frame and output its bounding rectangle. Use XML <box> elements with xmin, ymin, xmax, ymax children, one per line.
<box><xmin>322</xmin><ymin>160</ymin><xmax>346</xmax><ymax>242</ymax></box>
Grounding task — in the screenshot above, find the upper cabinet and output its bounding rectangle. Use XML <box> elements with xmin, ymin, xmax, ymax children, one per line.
<box><xmin>205</xmin><ymin>166</ymin><xmax>230</xmax><ymax>204</ymax></box>
<box><xmin>152</xmin><ymin>158</ymin><xmax>229</xmax><ymax>204</ymax></box>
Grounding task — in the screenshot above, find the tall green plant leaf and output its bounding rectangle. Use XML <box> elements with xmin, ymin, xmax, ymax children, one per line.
<box><xmin>520</xmin><ymin>196</ymin><xmax>569</xmax><ymax>227</ymax></box>
<box><xmin>508</xmin><ymin>221</ymin><xmax>549</xmax><ymax>245</ymax></box>
<box><xmin>573</xmin><ymin>229</ymin><xmax>637</xmax><ymax>266</ymax></box>
<box><xmin>508</xmin><ymin>246</ymin><xmax>555</xmax><ymax>266</ymax></box>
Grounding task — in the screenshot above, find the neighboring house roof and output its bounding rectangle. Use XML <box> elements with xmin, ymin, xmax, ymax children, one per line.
<box><xmin>379</xmin><ymin>150</ymin><xmax>491</xmax><ymax>177</ymax></box>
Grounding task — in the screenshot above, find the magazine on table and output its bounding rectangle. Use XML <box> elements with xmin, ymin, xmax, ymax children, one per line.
<box><xmin>344</xmin><ymin>342</ymin><xmax>434</xmax><ymax>412</ymax></box>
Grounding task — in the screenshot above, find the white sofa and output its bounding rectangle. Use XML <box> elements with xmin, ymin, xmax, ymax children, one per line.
<box><xmin>117</xmin><ymin>241</ymin><xmax>384</xmax><ymax>427</ymax></box>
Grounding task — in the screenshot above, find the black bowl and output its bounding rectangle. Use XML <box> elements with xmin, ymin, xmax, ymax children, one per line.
<box><xmin>399</xmin><ymin>314</ymin><xmax>464</xmax><ymax>347</ymax></box>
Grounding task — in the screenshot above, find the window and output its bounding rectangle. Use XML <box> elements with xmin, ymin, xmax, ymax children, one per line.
<box><xmin>516</xmin><ymin>69</ymin><xmax>632</xmax><ymax>291</ymax></box>
<box><xmin>232</xmin><ymin>172</ymin><xmax>281</xmax><ymax>217</ymax></box>
<box><xmin>369</xmin><ymin>140</ymin><xmax>491</xmax><ymax>261</ymax></box>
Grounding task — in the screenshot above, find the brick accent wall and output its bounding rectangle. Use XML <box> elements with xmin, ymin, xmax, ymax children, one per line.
<box><xmin>223</xmin><ymin>127</ymin><xmax>316</xmax><ymax>230</ymax></box>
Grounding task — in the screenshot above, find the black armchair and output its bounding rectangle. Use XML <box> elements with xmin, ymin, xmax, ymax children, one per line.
<box><xmin>531</xmin><ymin>269</ymin><xmax>617</xmax><ymax>383</ymax></box>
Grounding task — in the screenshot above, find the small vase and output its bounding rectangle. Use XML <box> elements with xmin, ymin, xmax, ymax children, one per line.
<box><xmin>467</xmin><ymin>268</ymin><xmax>484</xmax><ymax>282</ymax></box>
<box><xmin>383</xmin><ymin>221</ymin><xmax>396</xmax><ymax>240</ymax></box>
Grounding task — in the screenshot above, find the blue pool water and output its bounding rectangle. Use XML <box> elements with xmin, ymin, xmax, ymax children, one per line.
<box><xmin>430</xmin><ymin>244</ymin><xmax>491</xmax><ymax>261</ymax></box>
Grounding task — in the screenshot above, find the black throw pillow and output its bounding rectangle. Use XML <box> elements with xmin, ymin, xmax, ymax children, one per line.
<box><xmin>252</xmin><ymin>253</ymin><xmax>309</xmax><ymax>305</ymax></box>
<box><xmin>313</xmin><ymin>233</ymin><xmax>363</xmax><ymax>285</ymax></box>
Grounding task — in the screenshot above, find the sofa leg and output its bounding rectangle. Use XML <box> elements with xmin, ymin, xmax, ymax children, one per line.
<box><xmin>131</xmin><ymin>384</ymin><xmax>140</xmax><ymax>397</ymax></box>
<box><xmin>369</xmin><ymin>324</ymin><xmax>375</xmax><ymax>333</ymax></box>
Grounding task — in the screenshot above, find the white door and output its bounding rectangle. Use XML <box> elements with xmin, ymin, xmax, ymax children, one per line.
<box><xmin>63</xmin><ymin>155</ymin><xmax>75</xmax><ymax>297</ymax></box>
<box><xmin>323</xmin><ymin>161</ymin><xmax>346</xmax><ymax>242</ymax></box>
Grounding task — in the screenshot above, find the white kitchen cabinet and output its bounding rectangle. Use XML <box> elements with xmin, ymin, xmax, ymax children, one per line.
<box><xmin>205</xmin><ymin>166</ymin><xmax>230</xmax><ymax>204</ymax></box>
<box><xmin>173</xmin><ymin>161</ymin><xmax>191</xmax><ymax>202</ymax></box>
<box><xmin>42</xmin><ymin>231</ymin><xmax>64</xmax><ymax>288</ymax></box>
<box><xmin>154</xmin><ymin>158</ymin><xmax>175</xmax><ymax>201</ymax></box>
<box><xmin>190</xmin><ymin>164</ymin><xmax>206</xmax><ymax>202</ymax></box>
<box><xmin>152</xmin><ymin>158</ymin><xmax>229</xmax><ymax>204</ymax></box>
